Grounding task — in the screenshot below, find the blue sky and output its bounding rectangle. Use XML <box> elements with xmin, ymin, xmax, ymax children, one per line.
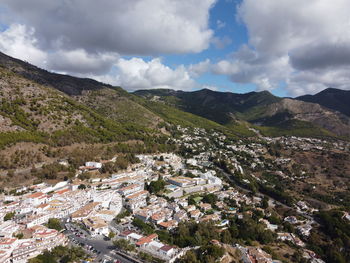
<box><xmin>1</xmin><ymin>0</ymin><xmax>350</xmax><ymax>97</ymax></box>
<box><xmin>159</xmin><ymin>0</ymin><xmax>263</xmax><ymax>95</ymax></box>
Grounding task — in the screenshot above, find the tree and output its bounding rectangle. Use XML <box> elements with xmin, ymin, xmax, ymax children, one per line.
<box><xmin>78</xmin><ymin>184</ymin><xmax>86</xmax><ymax>190</ymax></box>
<box><xmin>4</xmin><ymin>212</ymin><xmax>15</xmax><ymax>221</ymax></box>
<box><xmin>132</xmin><ymin>218</ymin><xmax>155</xmax><ymax>235</ymax></box>
<box><xmin>202</xmin><ymin>193</ymin><xmax>217</xmax><ymax>206</ymax></box>
<box><xmin>138</xmin><ymin>252</ymin><xmax>153</xmax><ymax>262</ymax></box>
<box><xmin>261</xmin><ymin>196</ymin><xmax>269</xmax><ymax>209</ymax></box>
<box><xmin>220</xmin><ymin>230</ymin><xmax>233</xmax><ymax>244</ymax></box>
<box><xmin>14</xmin><ymin>233</ymin><xmax>24</xmax><ymax>239</ymax></box>
<box><xmin>108</xmin><ymin>231</ymin><xmax>115</xmax><ymax>239</ymax></box>
<box><xmin>179</xmin><ymin>250</ymin><xmax>200</xmax><ymax>263</ymax></box>
<box><xmin>47</xmin><ymin>218</ymin><xmax>62</xmax><ymax>231</ymax></box>
<box><xmin>113</xmin><ymin>239</ymin><xmax>135</xmax><ymax>251</ymax></box>
<box><xmin>147</xmin><ymin>177</ymin><xmax>166</xmax><ymax>194</ymax></box>
<box><xmin>29</xmin><ymin>246</ymin><xmax>86</xmax><ymax>263</ymax></box>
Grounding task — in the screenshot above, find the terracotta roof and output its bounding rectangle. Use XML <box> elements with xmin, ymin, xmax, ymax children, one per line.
<box><xmin>190</xmin><ymin>209</ymin><xmax>201</xmax><ymax>216</ymax></box>
<box><xmin>151</xmin><ymin>213</ymin><xmax>164</xmax><ymax>221</ymax></box>
<box><xmin>56</xmin><ymin>188</ymin><xmax>70</xmax><ymax>195</ymax></box>
<box><xmin>135</xmin><ymin>233</ymin><xmax>158</xmax><ymax>246</ymax></box>
<box><xmin>34</xmin><ymin>229</ymin><xmax>57</xmax><ymax>237</ymax></box>
<box><xmin>160</xmin><ymin>245</ymin><xmax>174</xmax><ymax>252</ymax></box>
<box><xmin>36</xmin><ymin>203</ymin><xmax>49</xmax><ymax>209</ymax></box>
<box><xmin>158</xmin><ymin>220</ymin><xmax>178</xmax><ymax>228</ymax></box>
<box><xmin>126</xmin><ymin>190</ymin><xmax>148</xmax><ymax>200</ymax></box>
<box><xmin>120</xmin><ymin>230</ymin><xmax>133</xmax><ymax>237</ymax></box>
<box><xmin>0</xmin><ymin>238</ymin><xmax>17</xmax><ymax>245</ymax></box>
<box><xmin>71</xmin><ymin>202</ymin><xmax>100</xmax><ymax>218</ymax></box>
<box><xmin>27</xmin><ymin>192</ymin><xmax>45</xmax><ymax>199</ymax></box>
<box><xmin>147</xmin><ymin>233</ymin><xmax>158</xmax><ymax>240</ymax></box>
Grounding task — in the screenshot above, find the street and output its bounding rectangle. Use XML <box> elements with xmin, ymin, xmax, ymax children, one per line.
<box><xmin>64</xmin><ymin>222</ymin><xmax>142</xmax><ymax>263</ymax></box>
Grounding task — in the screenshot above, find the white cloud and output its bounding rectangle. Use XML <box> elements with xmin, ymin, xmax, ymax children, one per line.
<box><xmin>213</xmin><ymin>0</ymin><xmax>350</xmax><ymax>96</ymax></box>
<box><xmin>211</xmin><ymin>36</ymin><xmax>232</xmax><ymax>49</ymax></box>
<box><xmin>47</xmin><ymin>50</ymin><xmax>118</xmax><ymax>76</ymax></box>
<box><xmin>188</xmin><ymin>59</ymin><xmax>211</xmax><ymax>77</ymax></box>
<box><xmin>2</xmin><ymin>0</ymin><xmax>216</xmax><ymax>55</ymax></box>
<box><xmin>213</xmin><ymin>45</ymin><xmax>292</xmax><ymax>91</ymax></box>
<box><xmin>0</xmin><ymin>0</ymin><xmax>218</xmax><ymax>91</ymax></box>
<box><xmin>0</xmin><ymin>24</ymin><xmax>47</xmax><ymax>67</ymax></box>
<box><xmin>0</xmin><ymin>23</ymin><xmax>210</xmax><ymax>92</ymax></box>
<box><xmin>96</xmin><ymin>57</ymin><xmax>197</xmax><ymax>91</ymax></box>
<box><xmin>0</xmin><ymin>24</ymin><xmax>119</xmax><ymax>75</ymax></box>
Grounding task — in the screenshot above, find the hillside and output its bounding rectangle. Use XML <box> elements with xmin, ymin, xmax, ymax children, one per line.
<box><xmin>134</xmin><ymin>88</ymin><xmax>281</xmax><ymax>124</ymax></box>
<box><xmin>0</xmin><ymin>66</ymin><xmax>153</xmax><ymax>149</ymax></box>
<box><xmin>0</xmin><ymin>52</ymin><xmax>238</xmax><ymax>181</ymax></box>
<box><xmin>297</xmin><ymin>88</ymin><xmax>350</xmax><ymax>117</ymax></box>
<box><xmin>1</xmin><ymin>49</ymin><xmax>349</xmax><ymax>158</ymax></box>
<box><xmin>134</xmin><ymin>89</ymin><xmax>350</xmax><ymax>138</ymax></box>
<box><xmin>0</xmin><ymin>52</ymin><xmax>235</xmax><ymax>150</ymax></box>
<box><xmin>0</xmin><ymin>52</ymin><xmax>108</xmax><ymax>95</ymax></box>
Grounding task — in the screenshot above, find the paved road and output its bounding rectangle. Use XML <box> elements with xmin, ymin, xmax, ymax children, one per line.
<box><xmin>65</xmin><ymin>223</ymin><xmax>141</xmax><ymax>263</ymax></box>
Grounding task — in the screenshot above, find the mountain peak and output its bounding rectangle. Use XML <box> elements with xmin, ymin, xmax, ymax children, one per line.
<box><xmin>297</xmin><ymin>87</ymin><xmax>350</xmax><ymax>117</ymax></box>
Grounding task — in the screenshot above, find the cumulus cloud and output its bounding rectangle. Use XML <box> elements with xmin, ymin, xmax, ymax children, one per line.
<box><xmin>97</xmin><ymin>57</ymin><xmax>197</xmax><ymax>91</ymax></box>
<box><xmin>0</xmin><ymin>24</ymin><xmax>205</xmax><ymax>91</ymax></box>
<box><xmin>290</xmin><ymin>42</ymin><xmax>350</xmax><ymax>71</ymax></box>
<box><xmin>2</xmin><ymin>0</ymin><xmax>215</xmax><ymax>55</ymax></box>
<box><xmin>0</xmin><ymin>24</ymin><xmax>47</xmax><ymax>67</ymax></box>
<box><xmin>213</xmin><ymin>45</ymin><xmax>292</xmax><ymax>91</ymax></box>
<box><xmin>188</xmin><ymin>59</ymin><xmax>211</xmax><ymax>77</ymax></box>
<box><xmin>0</xmin><ymin>24</ymin><xmax>119</xmax><ymax>75</ymax></box>
<box><xmin>213</xmin><ymin>0</ymin><xmax>350</xmax><ymax>96</ymax></box>
<box><xmin>0</xmin><ymin>0</ymin><xmax>217</xmax><ymax>90</ymax></box>
<box><xmin>211</xmin><ymin>36</ymin><xmax>232</xmax><ymax>49</ymax></box>
<box><xmin>47</xmin><ymin>50</ymin><xmax>118</xmax><ymax>76</ymax></box>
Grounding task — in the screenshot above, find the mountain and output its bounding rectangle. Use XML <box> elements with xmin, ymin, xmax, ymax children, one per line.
<box><xmin>134</xmin><ymin>89</ymin><xmax>281</xmax><ymax>124</ymax></box>
<box><xmin>1</xmin><ymin>49</ymin><xmax>349</xmax><ymax>154</ymax></box>
<box><xmin>297</xmin><ymin>88</ymin><xmax>350</xmax><ymax>117</ymax></box>
<box><xmin>134</xmin><ymin>88</ymin><xmax>350</xmax><ymax>138</ymax></box>
<box><xmin>0</xmin><ymin>52</ymin><xmax>228</xmax><ymax>150</ymax></box>
<box><xmin>0</xmin><ymin>51</ymin><xmax>237</xmax><ymax>181</ymax></box>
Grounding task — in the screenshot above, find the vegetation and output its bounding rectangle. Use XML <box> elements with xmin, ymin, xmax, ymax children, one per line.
<box><xmin>306</xmin><ymin>210</ymin><xmax>350</xmax><ymax>263</ymax></box>
<box><xmin>4</xmin><ymin>212</ymin><xmax>15</xmax><ymax>221</ymax></box>
<box><xmin>179</xmin><ymin>244</ymin><xmax>225</xmax><ymax>263</ymax></box>
<box><xmin>146</xmin><ymin>177</ymin><xmax>166</xmax><ymax>194</ymax></box>
<box><xmin>113</xmin><ymin>239</ymin><xmax>135</xmax><ymax>252</ymax></box>
<box><xmin>138</xmin><ymin>251</ymin><xmax>165</xmax><ymax>263</ymax></box>
<box><xmin>108</xmin><ymin>231</ymin><xmax>116</xmax><ymax>239</ymax></box>
<box><xmin>202</xmin><ymin>193</ymin><xmax>218</xmax><ymax>207</ymax></box>
<box><xmin>256</xmin><ymin>120</ymin><xmax>334</xmax><ymax>139</ymax></box>
<box><xmin>47</xmin><ymin>218</ymin><xmax>62</xmax><ymax>231</ymax></box>
<box><xmin>132</xmin><ymin>218</ymin><xmax>155</xmax><ymax>235</ymax></box>
<box><xmin>28</xmin><ymin>246</ymin><xmax>86</xmax><ymax>263</ymax></box>
<box><xmin>14</xmin><ymin>232</ymin><xmax>24</xmax><ymax>239</ymax></box>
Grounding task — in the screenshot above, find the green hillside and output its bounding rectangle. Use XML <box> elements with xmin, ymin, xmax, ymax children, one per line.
<box><xmin>134</xmin><ymin>88</ymin><xmax>350</xmax><ymax>138</ymax></box>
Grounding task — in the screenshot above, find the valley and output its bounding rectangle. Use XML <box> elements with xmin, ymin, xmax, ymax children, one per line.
<box><xmin>0</xmin><ymin>53</ymin><xmax>349</xmax><ymax>263</ymax></box>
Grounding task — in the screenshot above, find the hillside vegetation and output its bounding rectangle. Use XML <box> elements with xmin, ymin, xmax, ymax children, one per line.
<box><xmin>134</xmin><ymin>88</ymin><xmax>350</xmax><ymax>138</ymax></box>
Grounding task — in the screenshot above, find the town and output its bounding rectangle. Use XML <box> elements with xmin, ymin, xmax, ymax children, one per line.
<box><xmin>0</xmin><ymin>126</ymin><xmax>349</xmax><ymax>263</ymax></box>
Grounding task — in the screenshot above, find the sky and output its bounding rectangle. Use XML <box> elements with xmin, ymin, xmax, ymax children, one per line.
<box><xmin>1</xmin><ymin>0</ymin><xmax>350</xmax><ymax>97</ymax></box>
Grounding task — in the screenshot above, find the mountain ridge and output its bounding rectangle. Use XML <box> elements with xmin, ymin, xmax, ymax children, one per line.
<box><xmin>1</xmin><ymin>50</ymin><xmax>349</xmax><ymax>141</ymax></box>
<box><xmin>0</xmin><ymin>51</ymin><xmax>233</xmax><ymax>150</ymax></box>
<box><xmin>134</xmin><ymin>88</ymin><xmax>350</xmax><ymax>138</ymax></box>
<box><xmin>297</xmin><ymin>87</ymin><xmax>350</xmax><ymax>117</ymax></box>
